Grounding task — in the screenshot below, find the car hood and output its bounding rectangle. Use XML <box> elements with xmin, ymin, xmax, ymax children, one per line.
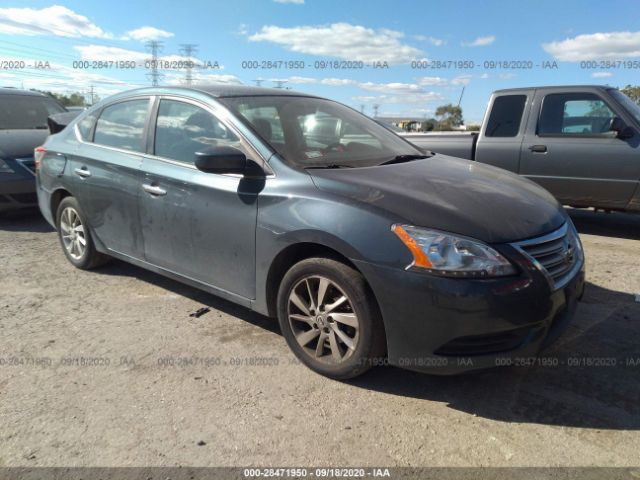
<box><xmin>308</xmin><ymin>155</ymin><xmax>566</xmax><ymax>244</ymax></box>
<box><xmin>0</xmin><ymin>130</ymin><xmax>50</xmax><ymax>159</ymax></box>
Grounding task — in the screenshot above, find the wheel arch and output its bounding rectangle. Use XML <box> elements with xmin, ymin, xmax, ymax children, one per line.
<box><xmin>50</xmin><ymin>188</ymin><xmax>73</xmax><ymax>225</ymax></box>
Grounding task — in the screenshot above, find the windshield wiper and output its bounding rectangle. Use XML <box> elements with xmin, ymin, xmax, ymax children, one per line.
<box><xmin>378</xmin><ymin>154</ymin><xmax>429</xmax><ymax>166</ymax></box>
<box><xmin>305</xmin><ymin>164</ymin><xmax>354</xmax><ymax>169</ymax></box>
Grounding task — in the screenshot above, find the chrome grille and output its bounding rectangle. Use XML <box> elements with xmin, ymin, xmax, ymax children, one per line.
<box><xmin>513</xmin><ymin>223</ymin><xmax>581</xmax><ymax>289</ymax></box>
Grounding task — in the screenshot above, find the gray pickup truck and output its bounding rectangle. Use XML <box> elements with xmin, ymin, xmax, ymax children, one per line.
<box><xmin>401</xmin><ymin>85</ymin><xmax>640</xmax><ymax>212</ymax></box>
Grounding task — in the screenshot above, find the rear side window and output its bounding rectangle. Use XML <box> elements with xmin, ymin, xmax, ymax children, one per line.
<box><xmin>0</xmin><ymin>94</ymin><xmax>66</xmax><ymax>130</ymax></box>
<box><xmin>94</xmin><ymin>99</ymin><xmax>149</xmax><ymax>152</ymax></box>
<box><xmin>77</xmin><ymin>112</ymin><xmax>97</xmax><ymax>141</ymax></box>
<box><xmin>154</xmin><ymin>99</ymin><xmax>240</xmax><ymax>163</ymax></box>
<box><xmin>539</xmin><ymin>93</ymin><xmax>615</xmax><ymax>135</ymax></box>
<box><xmin>485</xmin><ymin>95</ymin><xmax>526</xmax><ymax>137</ymax></box>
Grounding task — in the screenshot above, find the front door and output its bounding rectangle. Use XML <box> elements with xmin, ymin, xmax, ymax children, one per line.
<box><xmin>520</xmin><ymin>90</ymin><xmax>640</xmax><ymax>209</ymax></box>
<box><xmin>138</xmin><ymin>97</ymin><xmax>260</xmax><ymax>299</ymax></box>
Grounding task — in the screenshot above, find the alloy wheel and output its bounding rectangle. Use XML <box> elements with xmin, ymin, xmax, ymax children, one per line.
<box><xmin>60</xmin><ymin>206</ymin><xmax>87</xmax><ymax>260</ymax></box>
<box><xmin>287</xmin><ymin>275</ymin><xmax>360</xmax><ymax>364</ymax></box>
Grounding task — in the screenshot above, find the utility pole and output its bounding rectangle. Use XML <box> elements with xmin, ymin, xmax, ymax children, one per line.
<box><xmin>373</xmin><ymin>104</ymin><xmax>379</xmax><ymax>118</ymax></box>
<box><xmin>360</xmin><ymin>104</ymin><xmax>365</xmax><ymax>114</ymax></box>
<box><xmin>88</xmin><ymin>85</ymin><xmax>95</xmax><ymax>105</ymax></box>
<box><xmin>457</xmin><ymin>86</ymin><xmax>465</xmax><ymax>107</ymax></box>
<box><xmin>146</xmin><ymin>40</ymin><xmax>164</xmax><ymax>87</ymax></box>
<box><xmin>179</xmin><ymin>43</ymin><xmax>198</xmax><ymax>85</ymax></box>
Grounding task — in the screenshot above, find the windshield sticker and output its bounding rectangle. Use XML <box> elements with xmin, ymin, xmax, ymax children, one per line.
<box><xmin>304</xmin><ymin>151</ymin><xmax>323</xmax><ymax>158</ymax></box>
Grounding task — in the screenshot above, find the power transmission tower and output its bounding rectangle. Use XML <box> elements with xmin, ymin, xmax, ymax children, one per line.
<box><xmin>273</xmin><ymin>80</ymin><xmax>288</xmax><ymax>89</ymax></box>
<box><xmin>360</xmin><ymin>104</ymin><xmax>365</xmax><ymax>113</ymax></box>
<box><xmin>179</xmin><ymin>43</ymin><xmax>198</xmax><ymax>85</ymax></box>
<box><xmin>88</xmin><ymin>85</ymin><xmax>96</xmax><ymax>105</ymax></box>
<box><xmin>146</xmin><ymin>40</ymin><xmax>164</xmax><ymax>86</ymax></box>
<box><xmin>252</xmin><ymin>79</ymin><xmax>264</xmax><ymax>87</ymax></box>
<box><xmin>372</xmin><ymin>104</ymin><xmax>379</xmax><ymax>118</ymax></box>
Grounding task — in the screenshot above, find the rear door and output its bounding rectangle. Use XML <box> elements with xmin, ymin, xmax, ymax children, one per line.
<box><xmin>70</xmin><ymin>97</ymin><xmax>152</xmax><ymax>257</ymax></box>
<box><xmin>138</xmin><ymin>96</ymin><xmax>261</xmax><ymax>300</ymax></box>
<box><xmin>519</xmin><ymin>89</ymin><xmax>640</xmax><ymax>209</ymax></box>
<box><xmin>475</xmin><ymin>92</ymin><xmax>530</xmax><ymax>172</ymax></box>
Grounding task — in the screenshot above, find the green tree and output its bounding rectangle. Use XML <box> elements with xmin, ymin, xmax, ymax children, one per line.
<box><xmin>35</xmin><ymin>90</ymin><xmax>87</xmax><ymax>107</ymax></box>
<box><xmin>434</xmin><ymin>104</ymin><xmax>464</xmax><ymax>131</ymax></box>
<box><xmin>621</xmin><ymin>85</ymin><xmax>640</xmax><ymax>105</ymax></box>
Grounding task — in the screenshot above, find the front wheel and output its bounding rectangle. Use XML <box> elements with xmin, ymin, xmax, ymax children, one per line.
<box><xmin>277</xmin><ymin>257</ymin><xmax>386</xmax><ymax>379</ymax></box>
<box><xmin>56</xmin><ymin>196</ymin><xmax>109</xmax><ymax>270</ymax></box>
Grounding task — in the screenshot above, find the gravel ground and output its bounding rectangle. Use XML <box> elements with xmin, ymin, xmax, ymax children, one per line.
<box><xmin>0</xmin><ymin>208</ymin><xmax>639</xmax><ymax>467</ymax></box>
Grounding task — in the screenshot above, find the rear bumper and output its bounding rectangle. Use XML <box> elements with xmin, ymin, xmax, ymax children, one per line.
<box><xmin>0</xmin><ymin>174</ymin><xmax>37</xmax><ymax>213</ymax></box>
<box><xmin>354</xmin><ymin>255</ymin><xmax>585</xmax><ymax>375</ymax></box>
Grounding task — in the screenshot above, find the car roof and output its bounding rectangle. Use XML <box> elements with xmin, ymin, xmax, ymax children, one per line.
<box><xmin>0</xmin><ymin>87</ymin><xmax>51</xmax><ymax>97</ymax></box>
<box><xmin>493</xmin><ymin>85</ymin><xmax>612</xmax><ymax>94</ymax></box>
<box><xmin>109</xmin><ymin>84</ymin><xmax>321</xmax><ymax>99</ymax></box>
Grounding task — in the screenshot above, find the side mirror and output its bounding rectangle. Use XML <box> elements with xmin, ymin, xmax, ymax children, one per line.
<box><xmin>609</xmin><ymin>117</ymin><xmax>635</xmax><ymax>139</ymax></box>
<box><xmin>195</xmin><ymin>146</ymin><xmax>247</xmax><ymax>174</ymax></box>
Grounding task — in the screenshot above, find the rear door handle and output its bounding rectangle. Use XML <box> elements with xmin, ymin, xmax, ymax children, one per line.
<box><xmin>529</xmin><ymin>145</ymin><xmax>548</xmax><ymax>153</ymax></box>
<box><xmin>74</xmin><ymin>167</ymin><xmax>91</xmax><ymax>178</ymax></box>
<box><xmin>142</xmin><ymin>184</ymin><xmax>167</xmax><ymax>196</ymax></box>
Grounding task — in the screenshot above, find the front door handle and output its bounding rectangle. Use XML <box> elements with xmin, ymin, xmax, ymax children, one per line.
<box><xmin>529</xmin><ymin>145</ymin><xmax>548</xmax><ymax>153</ymax></box>
<box><xmin>142</xmin><ymin>184</ymin><xmax>167</xmax><ymax>196</ymax></box>
<box><xmin>74</xmin><ymin>167</ymin><xmax>91</xmax><ymax>178</ymax></box>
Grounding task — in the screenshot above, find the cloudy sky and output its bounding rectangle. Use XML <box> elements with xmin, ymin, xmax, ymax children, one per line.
<box><xmin>0</xmin><ymin>0</ymin><xmax>638</xmax><ymax>122</ymax></box>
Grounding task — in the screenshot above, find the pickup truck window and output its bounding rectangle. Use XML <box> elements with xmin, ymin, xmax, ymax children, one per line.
<box><xmin>539</xmin><ymin>93</ymin><xmax>615</xmax><ymax>136</ymax></box>
<box><xmin>485</xmin><ymin>95</ymin><xmax>526</xmax><ymax>137</ymax></box>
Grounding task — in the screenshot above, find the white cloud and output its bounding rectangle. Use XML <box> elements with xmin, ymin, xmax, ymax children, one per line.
<box><xmin>358</xmin><ymin>81</ymin><xmax>425</xmax><ymax>94</ymax></box>
<box><xmin>498</xmin><ymin>73</ymin><xmax>516</xmax><ymax>80</ymax></box>
<box><xmin>413</xmin><ymin>35</ymin><xmax>445</xmax><ymax>46</ymax></box>
<box><xmin>353</xmin><ymin>92</ymin><xmax>443</xmax><ymax>105</ymax></box>
<box><xmin>274</xmin><ymin>0</ymin><xmax>304</xmax><ymax>3</ymax></box>
<box><xmin>543</xmin><ymin>31</ymin><xmax>640</xmax><ymax>61</ymax></box>
<box><xmin>248</xmin><ymin>23</ymin><xmax>422</xmax><ymax>64</ymax></box>
<box><xmin>592</xmin><ymin>71</ymin><xmax>613</xmax><ymax>78</ymax></box>
<box><xmin>451</xmin><ymin>75</ymin><xmax>472</xmax><ymax>86</ymax></box>
<box><xmin>165</xmin><ymin>72</ymin><xmax>242</xmax><ymax>86</ymax></box>
<box><xmin>417</xmin><ymin>76</ymin><xmax>448</xmax><ymax>86</ymax></box>
<box><xmin>479</xmin><ymin>73</ymin><xmax>489</xmax><ymax>79</ymax></box>
<box><xmin>461</xmin><ymin>35</ymin><xmax>495</xmax><ymax>47</ymax></box>
<box><xmin>0</xmin><ymin>5</ymin><xmax>112</xmax><ymax>38</ymax></box>
<box><xmin>74</xmin><ymin>45</ymin><xmax>148</xmax><ymax>63</ymax></box>
<box><xmin>123</xmin><ymin>26</ymin><xmax>174</xmax><ymax>41</ymax></box>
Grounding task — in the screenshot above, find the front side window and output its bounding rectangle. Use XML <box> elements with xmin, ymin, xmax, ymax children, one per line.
<box><xmin>539</xmin><ymin>93</ymin><xmax>615</xmax><ymax>135</ymax></box>
<box><xmin>485</xmin><ymin>95</ymin><xmax>526</xmax><ymax>137</ymax></box>
<box><xmin>221</xmin><ymin>95</ymin><xmax>422</xmax><ymax>168</ymax></box>
<box><xmin>154</xmin><ymin>99</ymin><xmax>240</xmax><ymax>163</ymax></box>
<box><xmin>0</xmin><ymin>94</ymin><xmax>66</xmax><ymax>130</ymax></box>
<box><xmin>93</xmin><ymin>99</ymin><xmax>149</xmax><ymax>152</ymax></box>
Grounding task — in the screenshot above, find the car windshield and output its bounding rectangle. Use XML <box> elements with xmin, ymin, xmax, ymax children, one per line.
<box><xmin>220</xmin><ymin>95</ymin><xmax>424</xmax><ymax>168</ymax></box>
<box><xmin>0</xmin><ymin>94</ymin><xmax>66</xmax><ymax>130</ymax></box>
<box><xmin>609</xmin><ymin>89</ymin><xmax>640</xmax><ymax>125</ymax></box>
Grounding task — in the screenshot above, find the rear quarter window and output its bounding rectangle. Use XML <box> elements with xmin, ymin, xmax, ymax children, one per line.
<box><xmin>77</xmin><ymin>112</ymin><xmax>97</xmax><ymax>141</ymax></box>
<box><xmin>485</xmin><ymin>95</ymin><xmax>527</xmax><ymax>137</ymax></box>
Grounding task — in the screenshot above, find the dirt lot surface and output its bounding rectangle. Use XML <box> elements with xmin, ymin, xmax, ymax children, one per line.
<box><xmin>0</xmin><ymin>208</ymin><xmax>639</xmax><ymax>467</ymax></box>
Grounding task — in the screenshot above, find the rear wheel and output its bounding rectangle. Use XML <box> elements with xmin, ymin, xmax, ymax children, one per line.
<box><xmin>56</xmin><ymin>196</ymin><xmax>109</xmax><ymax>269</ymax></box>
<box><xmin>277</xmin><ymin>257</ymin><xmax>385</xmax><ymax>379</ymax></box>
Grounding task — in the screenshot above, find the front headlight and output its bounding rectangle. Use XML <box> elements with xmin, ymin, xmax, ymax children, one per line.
<box><xmin>0</xmin><ymin>159</ymin><xmax>15</xmax><ymax>174</ymax></box>
<box><xmin>392</xmin><ymin>224</ymin><xmax>517</xmax><ymax>278</ymax></box>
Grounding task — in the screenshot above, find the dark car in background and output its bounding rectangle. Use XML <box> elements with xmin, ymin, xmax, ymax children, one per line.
<box><xmin>0</xmin><ymin>88</ymin><xmax>66</xmax><ymax>213</ymax></box>
<box><xmin>36</xmin><ymin>86</ymin><xmax>584</xmax><ymax>379</ymax></box>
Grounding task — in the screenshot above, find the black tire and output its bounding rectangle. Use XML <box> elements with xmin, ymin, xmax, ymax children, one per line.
<box><xmin>277</xmin><ymin>257</ymin><xmax>386</xmax><ymax>379</ymax></box>
<box><xmin>56</xmin><ymin>196</ymin><xmax>109</xmax><ymax>270</ymax></box>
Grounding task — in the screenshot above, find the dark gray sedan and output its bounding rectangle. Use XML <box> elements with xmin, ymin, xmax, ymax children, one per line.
<box><xmin>36</xmin><ymin>86</ymin><xmax>585</xmax><ymax>379</ymax></box>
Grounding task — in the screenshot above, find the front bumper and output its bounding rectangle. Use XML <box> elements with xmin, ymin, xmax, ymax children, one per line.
<box><xmin>353</xmin><ymin>251</ymin><xmax>585</xmax><ymax>375</ymax></box>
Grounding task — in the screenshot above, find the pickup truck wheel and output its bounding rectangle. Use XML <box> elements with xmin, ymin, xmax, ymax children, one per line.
<box><xmin>56</xmin><ymin>197</ymin><xmax>109</xmax><ymax>270</ymax></box>
<box><xmin>277</xmin><ymin>257</ymin><xmax>386</xmax><ymax>380</ymax></box>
